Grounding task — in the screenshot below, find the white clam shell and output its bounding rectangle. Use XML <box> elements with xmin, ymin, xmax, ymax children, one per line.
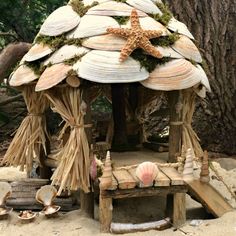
<box><xmin>0</xmin><ymin>182</ymin><xmax>12</xmax><ymax>206</ymax></box>
<box><xmin>82</xmin><ymin>34</ymin><xmax>126</xmax><ymax>51</ymax></box>
<box><xmin>135</xmin><ymin>162</ymin><xmax>158</xmax><ymax>186</ymax></box>
<box><xmin>9</xmin><ymin>65</ymin><xmax>38</xmax><ymax>87</ymax></box>
<box><xmin>39</xmin><ymin>5</ymin><xmax>80</xmax><ymax>36</ymax></box>
<box><xmin>197</xmin><ymin>65</ymin><xmax>211</xmax><ymax>92</ymax></box>
<box><xmin>154</xmin><ymin>46</ymin><xmax>183</xmax><ymax>59</ymax></box>
<box><xmin>36</xmin><ymin>185</ymin><xmax>57</xmax><ymax>206</ymax></box>
<box><xmin>86</xmin><ymin>1</ymin><xmax>147</xmax><ymax>16</ymax></box>
<box><xmin>141</xmin><ymin>59</ymin><xmax>204</xmax><ymax>91</ymax></box>
<box><xmin>75</xmin><ymin>50</ymin><xmax>149</xmax><ymax>83</ymax></box>
<box><xmin>35</xmin><ymin>63</ymin><xmax>72</xmax><ymax>91</ymax></box>
<box><xmin>172</xmin><ymin>35</ymin><xmax>202</xmax><ymax>63</ymax></box>
<box><xmin>167</xmin><ymin>17</ymin><xmax>194</xmax><ymax>39</ymax></box>
<box><xmin>42</xmin><ymin>205</ymin><xmax>61</xmax><ymax>215</ymax></box>
<box><xmin>67</xmin><ymin>15</ymin><xmax>120</xmax><ymax>39</ymax></box>
<box><xmin>24</xmin><ymin>44</ymin><xmax>53</xmax><ymax>62</ymax></box>
<box><xmin>126</xmin><ymin>0</ymin><xmax>162</xmax><ymax>15</ymax></box>
<box><xmin>43</xmin><ymin>45</ymin><xmax>90</xmax><ymax>66</ymax></box>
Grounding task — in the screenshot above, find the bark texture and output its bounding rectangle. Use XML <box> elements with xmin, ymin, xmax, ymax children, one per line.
<box><xmin>165</xmin><ymin>0</ymin><xmax>236</xmax><ymax>154</ymax></box>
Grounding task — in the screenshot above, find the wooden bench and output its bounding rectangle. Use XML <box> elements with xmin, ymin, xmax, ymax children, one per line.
<box><xmin>99</xmin><ymin>166</ymin><xmax>187</xmax><ymax>233</ymax></box>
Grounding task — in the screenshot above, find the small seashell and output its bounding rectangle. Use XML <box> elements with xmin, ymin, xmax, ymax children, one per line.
<box><xmin>9</xmin><ymin>65</ymin><xmax>39</xmax><ymax>87</ymax></box>
<box><xmin>35</xmin><ymin>63</ymin><xmax>72</xmax><ymax>91</ymax></box>
<box><xmin>41</xmin><ymin>205</ymin><xmax>60</xmax><ymax>216</ymax></box>
<box><xmin>18</xmin><ymin>210</ymin><xmax>36</xmax><ymax>221</ymax></box>
<box><xmin>0</xmin><ymin>182</ymin><xmax>12</xmax><ymax>206</ymax></box>
<box><xmin>0</xmin><ymin>206</ymin><xmax>13</xmax><ymax>216</ymax></box>
<box><xmin>200</xmin><ymin>151</ymin><xmax>210</xmax><ymax>183</ymax></box>
<box><xmin>99</xmin><ymin>151</ymin><xmax>112</xmax><ymax>190</ymax></box>
<box><xmin>136</xmin><ymin>162</ymin><xmax>158</xmax><ymax>187</ymax></box>
<box><xmin>36</xmin><ymin>185</ymin><xmax>57</xmax><ymax>206</ymax></box>
<box><xmin>183</xmin><ymin>148</ymin><xmax>194</xmax><ymax>182</ymax></box>
<box><xmin>39</xmin><ymin>5</ymin><xmax>80</xmax><ymax>36</ymax></box>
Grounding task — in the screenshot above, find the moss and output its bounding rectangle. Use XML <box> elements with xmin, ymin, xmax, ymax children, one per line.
<box><xmin>24</xmin><ymin>61</ymin><xmax>45</xmax><ymax>75</ymax></box>
<box><xmin>69</xmin><ymin>0</ymin><xmax>98</xmax><ymax>16</ymax></box>
<box><xmin>67</xmin><ymin>69</ymin><xmax>78</xmax><ymax>77</ymax></box>
<box><xmin>113</xmin><ymin>0</ymin><xmax>126</xmax><ymax>3</ymax></box>
<box><xmin>151</xmin><ymin>33</ymin><xmax>179</xmax><ymax>47</ymax></box>
<box><xmin>130</xmin><ymin>49</ymin><xmax>171</xmax><ymax>73</ymax></box>
<box><xmin>150</xmin><ymin>3</ymin><xmax>172</xmax><ymax>26</ymax></box>
<box><xmin>64</xmin><ymin>53</ymin><xmax>86</xmax><ymax>65</ymax></box>
<box><xmin>112</xmin><ymin>16</ymin><xmax>129</xmax><ymax>25</ymax></box>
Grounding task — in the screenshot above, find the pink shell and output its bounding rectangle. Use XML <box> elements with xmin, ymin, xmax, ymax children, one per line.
<box><xmin>135</xmin><ymin>162</ymin><xmax>158</xmax><ymax>186</ymax></box>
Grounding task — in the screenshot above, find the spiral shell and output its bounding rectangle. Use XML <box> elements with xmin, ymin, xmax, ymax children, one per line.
<box><xmin>182</xmin><ymin>148</ymin><xmax>194</xmax><ymax>182</ymax></box>
<box><xmin>99</xmin><ymin>151</ymin><xmax>112</xmax><ymax>190</ymax></box>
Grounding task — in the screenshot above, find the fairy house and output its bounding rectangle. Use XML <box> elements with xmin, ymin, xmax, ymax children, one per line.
<box><xmin>2</xmin><ymin>0</ymin><xmax>211</xmax><ymax>227</ymax></box>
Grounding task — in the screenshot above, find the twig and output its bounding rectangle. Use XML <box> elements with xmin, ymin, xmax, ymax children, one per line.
<box><xmin>0</xmin><ymin>94</ymin><xmax>23</xmax><ymax>106</ymax></box>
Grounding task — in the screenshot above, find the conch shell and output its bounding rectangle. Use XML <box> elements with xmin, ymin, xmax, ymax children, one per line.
<box><xmin>99</xmin><ymin>151</ymin><xmax>112</xmax><ymax>190</ymax></box>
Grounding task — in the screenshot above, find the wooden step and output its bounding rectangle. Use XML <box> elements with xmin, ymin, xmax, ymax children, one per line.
<box><xmin>113</xmin><ymin>170</ymin><xmax>136</xmax><ymax>189</ymax></box>
<box><xmin>160</xmin><ymin>167</ymin><xmax>184</xmax><ymax>185</ymax></box>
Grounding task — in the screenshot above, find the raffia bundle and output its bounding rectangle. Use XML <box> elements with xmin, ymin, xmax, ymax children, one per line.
<box><xmin>45</xmin><ymin>87</ymin><xmax>91</xmax><ymax>195</ymax></box>
<box><xmin>182</xmin><ymin>89</ymin><xmax>203</xmax><ymax>159</ymax></box>
<box><xmin>1</xmin><ymin>84</ymin><xmax>49</xmax><ymax>174</ymax></box>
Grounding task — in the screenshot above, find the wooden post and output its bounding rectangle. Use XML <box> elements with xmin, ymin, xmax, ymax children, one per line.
<box><xmin>80</xmin><ymin>85</ymin><xmax>94</xmax><ymax>218</ymax></box>
<box><xmin>173</xmin><ymin>193</ymin><xmax>186</xmax><ymax>227</ymax></box>
<box><xmin>99</xmin><ymin>193</ymin><xmax>112</xmax><ymax>233</ymax></box>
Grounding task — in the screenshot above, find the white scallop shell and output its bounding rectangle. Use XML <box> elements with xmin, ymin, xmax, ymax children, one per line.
<box><xmin>135</xmin><ymin>162</ymin><xmax>158</xmax><ymax>186</ymax></box>
<box><xmin>35</xmin><ymin>63</ymin><xmax>72</xmax><ymax>91</ymax></box>
<box><xmin>36</xmin><ymin>185</ymin><xmax>57</xmax><ymax>206</ymax></box>
<box><xmin>0</xmin><ymin>182</ymin><xmax>12</xmax><ymax>206</ymax></box>
<box><xmin>167</xmin><ymin>17</ymin><xmax>194</xmax><ymax>39</ymax></box>
<box><xmin>86</xmin><ymin>1</ymin><xmax>147</xmax><ymax>16</ymax></box>
<box><xmin>43</xmin><ymin>45</ymin><xmax>90</xmax><ymax>66</ymax></box>
<box><xmin>124</xmin><ymin>17</ymin><xmax>169</xmax><ymax>36</ymax></box>
<box><xmin>82</xmin><ymin>34</ymin><xmax>126</xmax><ymax>51</ymax></box>
<box><xmin>141</xmin><ymin>59</ymin><xmax>204</xmax><ymax>91</ymax></box>
<box><xmin>172</xmin><ymin>35</ymin><xmax>202</xmax><ymax>63</ymax></box>
<box><xmin>39</xmin><ymin>5</ymin><xmax>80</xmax><ymax>36</ymax></box>
<box><xmin>24</xmin><ymin>44</ymin><xmax>53</xmax><ymax>62</ymax></box>
<box><xmin>154</xmin><ymin>46</ymin><xmax>183</xmax><ymax>59</ymax></box>
<box><xmin>9</xmin><ymin>65</ymin><xmax>39</xmax><ymax>87</ymax></box>
<box><xmin>75</xmin><ymin>50</ymin><xmax>149</xmax><ymax>83</ymax></box>
<box><xmin>42</xmin><ymin>205</ymin><xmax>61</xmax><ymax>215</ymax></box>
<box><xmin>67</xmin><ymin>15</ymin><xmax>120</xmax><ymax>39</ymax></box>
<box><xmin>126</xmin><ymin>0</ymin><xmax>162</xmax><ymax>15</ymax></box>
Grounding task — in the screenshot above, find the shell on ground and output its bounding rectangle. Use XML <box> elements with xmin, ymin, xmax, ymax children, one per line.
<box><xmin>36</xmin><ymin>185</ymin><xmax>57</xmax><ymax>206</ymax></box>
<box><xmin>74</xmin><ymin>50</ymin><xmax>149</xmax><ymax>83</ymax></box>
<box><xmin>140</xmin><ymin>59</ymin><xmax>205</xmax><ymax>91</ymax></box>
<box><xmin>35</xmin><ymin>63</ymin><xmax>72</xmax><ymax>91</ymax></box>
<box><xmin>0</xmin><ymin>182</ymin><xmax>12</xmax><ymax>206</ymax></box>
<box><xmin>67</xmin><ymin>15</ymin><xmax>120</xmax><ymax>39</ymax></box>
<box><xmin>135</xmin><ymin>162</ymin><xmax>158</xmax><ymax>186</ymax></box>
<box><xmin>126</xmin><ymin>0</ymin><xmax>162</xmax><ymax>15</ymax></box>
<box><xmin>124</xmin><ymin>16</ymin><xmax>169</xmax><ymax>36</ymax></box>
<box><xmin>167</xmin><ymin>17</ymin><xmax>194</xmax><ymax>39</ymax></box>
<box><xmin>82</xmin><ymin>34</ymin><xmax>126</xmax><ymax>51</ymax></box>
<box><xmin>86</xmin><ymin>1</ymin><xmax>147</xmax><ymax>17</ymax></box>
<box><xmin>43</xmin><ymin>45</ymin><xmax>90</xmax><ymax>66</ymax></box>
<box><xmin>39</xmin><ymin>5</ymin><xmax>80</xmax><ymax>36</ymax></box>
<box><xmin>42</xmin><ymin>205</ymin><xmax>60</xmax><ymax>215</ymax></box>
<box><xmin>172</xmin><ymin>35</ymin><xmax>202</xmax><ymax>63</ymax></box>
<box><xmin>18</xmin><ymin>210</ymin><xmax>36</xmax><ymax>220</ymax></box>
<box><xmin>24</xmin><ymin>44</ymin><xmax>53</xmax><ymax>62</ymax></box>
<box><xmin>9</xmin><ymin>65</ymin><xmax>38</xmax><ymax>87</ymax></box>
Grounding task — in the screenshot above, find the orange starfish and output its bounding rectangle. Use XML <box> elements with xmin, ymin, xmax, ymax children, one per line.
<box><xmin>107</xmin><ymin>9</ymin><xmax>163</xmax><ymax>62</ymax></box>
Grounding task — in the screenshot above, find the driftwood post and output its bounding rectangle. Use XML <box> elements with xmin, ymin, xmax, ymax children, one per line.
<box><xmin>80</xmin><ymin>85</ymin><xmax>94</xmax><ymax>218</ymax></box>
<box><xmin>166</xmin><ymin>91</ymin><xmax>185</xmax><ymax>226</ymax></box>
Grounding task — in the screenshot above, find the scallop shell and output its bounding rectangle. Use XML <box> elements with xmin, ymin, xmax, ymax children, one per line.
<box><xmin>154</xmin><ymin>46</ymin><xmax>183</xmax><ymax>59</ymax></box>
<box><xmin>140</xmin><ymin>59</ymin><xmax>204</xmax><ymax>91</ymax></box>
<box><xmin>9</xmin><ymin>65</ymin><xmax>39</xmax><ymax>87</ymax></box>
<box><xmin>67</xmin><ymin>15</ymin><xmax>120</xmax><ymax>39</ymax></box>
<box><xmin>0</xmin><ymin>182</ymin><xmax>12</xmax><ymax>206</ymax></box>
<box><xmin>126</xmin><ymin>0</ymin><xmax>162</xmax><ymax>14</ymax></box>
<box><xmin>167</xmin><ymin>17</ymin><xmax>194</xmax><ymax>39</ymax></box>
<box><xmin>86</xmin><ymin>1</ymin><xmax>147</xmax><ymax>17</ymax></box>
<box><xmin>172</xmin><ymin>35</ymin><xmax>202</xmax><ymax>63</ymax></box>
<box><xmin>36</xmin><ymin>185</ymin><xmax>57</xmax><ymax>206</ymax></box>
<box><xmin>75</xmin><ymin>50</ymin><xmax>149</xmax><ymax>83</ymax></box>
<box><xmin>0</xmin><ymin>207</ymin><xmax>13</xmax><ymax>216</ymax></box>
<box><xmin>18</xmin><ymin>210</ymin><xmax>36</xmax><ymax>221</ymax></box>
<box><xmin>43</xmin><ymin>45</ymin><xmax>90</xmax><ymax>66</ymax></box>
<box><xmin>82</xmin><ymin>34</ymin><xmax>126</xmax><ymax>50</ymax></box>
<box><xmin>42</xmin><ymin>205</ymin><xmax>61</xmax><ymax>216</ymax></box>
<box><xmin>39</xmin><ymin>5</ymin><xmax>80</xmax><ymax>36</ymax></box>
<box><xmin>35</xmin><ymin>63</ymin><xmax>72</xmax><ymax>91</ymax></box>
<box><xmin>24</xmin><ymin>44</ymin><xmax>53</xmax><ymax>62</ymax></box>
<box><xmin>135</xmin><ymin>162</ymin><xmax>158</xmax><ymax>187</ymax></box>
<box><xmin>125</xmin><ymin>16</ymin><xmax>169</xmax><ymax>36</ymax></box>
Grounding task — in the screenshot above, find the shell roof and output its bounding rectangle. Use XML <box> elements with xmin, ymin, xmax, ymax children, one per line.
<box><xmin>10</xmin><ymin>0</ymin><xmax>210</xmax><ymax>95</ymax></box>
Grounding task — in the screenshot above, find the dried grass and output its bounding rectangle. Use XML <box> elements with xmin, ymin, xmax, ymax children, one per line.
<box><xmin>1</xmin><ymin>85</ymin><xmax>49</xmax><ymax>174</ymax></box>
<box><xmin>45</xmin><ymin>87</ymin><xmax>91</xmax><ymax>194</ymax></box>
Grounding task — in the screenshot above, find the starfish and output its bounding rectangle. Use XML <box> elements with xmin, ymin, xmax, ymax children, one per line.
<box><xmin>107</xmin><ymin>9</ymin><xmax>163</xmax><ymax>62</ymax></box>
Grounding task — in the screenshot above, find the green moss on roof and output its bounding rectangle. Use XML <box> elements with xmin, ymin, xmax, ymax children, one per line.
<box><xmin>150</xmin><ymin>3</ymin><xmax>172</xmax><ymax>26</ymax></box>
<box><xmin>24</xmin><ymin>60</ymin><xmax>50</xmax><ymax>76</ymax></box>
<box><xmin>69</xmin><ymin>0</ymin><xmax>98</xmax><ymax>16</ymax></box>
<box><xmin>151</xmin><ymin>33</ymin><xmax>179</xmax><ymax>47</ymax></box>
<box><xmin>64</xmin><ymin>53</ymin><xmax>86</xmax><ymax>65</ymax></box>
<box><xmin>113</xmin><ymin>0</ymin><xmax>126</xmax><ymax>3</ymax></box>
<box><xmin>67</xmin><ymin>69</ymin><xmax>78</xmax><ymax>77</ymax></box>
<box><xmin>112</xmin><ymin>16</ymin><xmax>129</xmax><ymax>25</ymax></box>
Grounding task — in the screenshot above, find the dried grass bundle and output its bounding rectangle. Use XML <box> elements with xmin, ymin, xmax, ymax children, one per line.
<box><xmin>182</xmin><ymin>89</ymin><xmax>203</xmax><ymax>159</ymax></box>
<box><xmin>1</xmin><ymin>85</ymin><xmax>49</xmax><ymax>174</ymax></box>
<box><xmin>45</xmin><ymin>87</ymin><xmax>91</xmax><ymax>194</ymax></box>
